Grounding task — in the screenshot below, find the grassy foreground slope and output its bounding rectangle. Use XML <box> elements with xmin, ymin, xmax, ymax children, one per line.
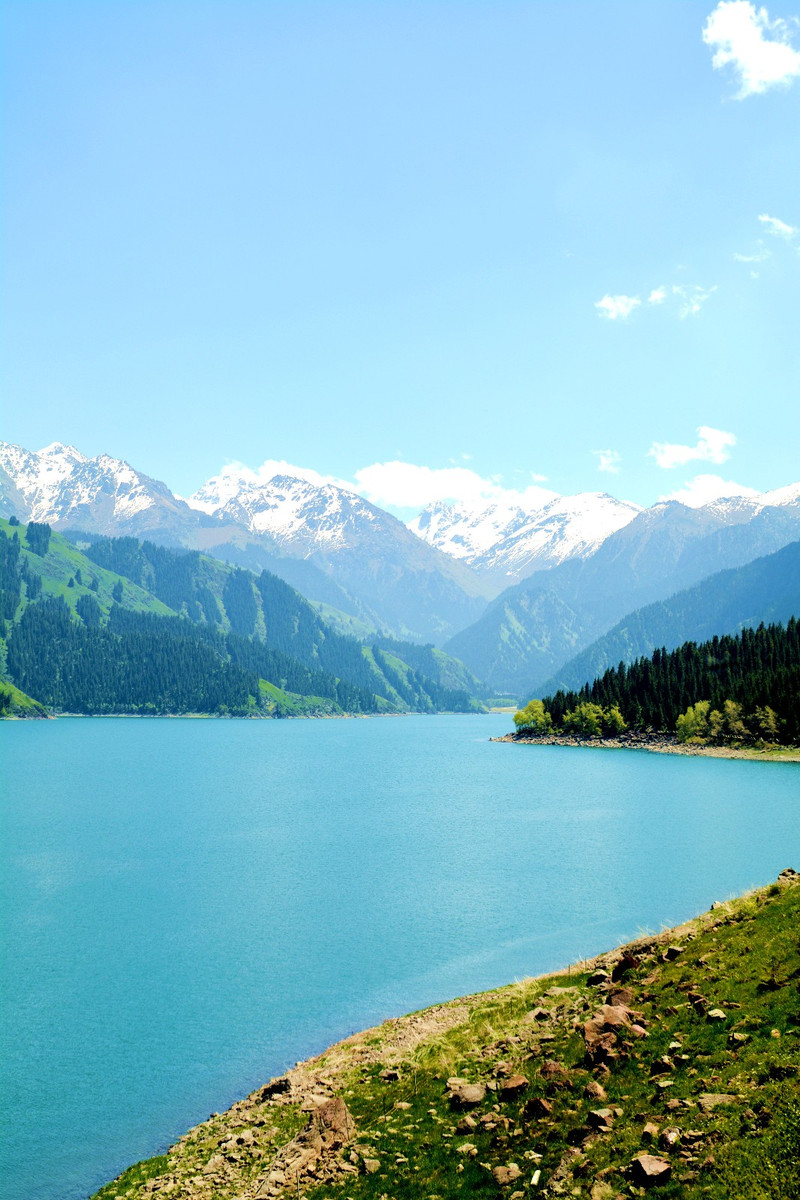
<box><xmin>95</xmin><ymin>873</ymin><xmax>800</xmax><ymax>1200</ymax></box>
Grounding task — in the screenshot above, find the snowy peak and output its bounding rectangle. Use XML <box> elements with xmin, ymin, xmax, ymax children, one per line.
<box><xmin>409</xmin><ymin>491</ymin><xmax>642</xmax><ymax>582</ymax></box>
<box><xmin>191</xmin><ymin>471</ymin><xmax>384</xmax><ymax>550</ymax></box>
<box><xmin>0</xmin><ymin>441</ymin><xmax>193</xmax><ymax>531</ymax></box>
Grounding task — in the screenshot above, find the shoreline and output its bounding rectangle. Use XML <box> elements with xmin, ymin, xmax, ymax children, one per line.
<box><xmin>491</xmin><ymin>729</ymin><xmax>800</xmax><ymax>762</ymax></box>
<box><xmin>93</xmin><ymin>871</ymin><xmax>800</xmax><ymax>1200</ymax></box>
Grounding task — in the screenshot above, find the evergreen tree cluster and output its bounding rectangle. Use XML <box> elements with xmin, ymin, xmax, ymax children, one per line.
<box><xmin>531</xmin><ymin>620</ymin><xmax>800</xmax><ymax>745</ymax></box>
<box><xmin>25</xmin><ymin>521</ymin><xmax>52</xmax><ymax>556</ymax></box>
<box><xmin>372</xmin><ymin>647</ymin><xmax>475</xmax><ymax>713</ymax></box>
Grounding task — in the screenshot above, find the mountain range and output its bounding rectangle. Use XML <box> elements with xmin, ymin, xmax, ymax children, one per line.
<box><xmin>2</xmin><ymin>440</ymin><xmax>800</xmax><ymax>699</ymax></box>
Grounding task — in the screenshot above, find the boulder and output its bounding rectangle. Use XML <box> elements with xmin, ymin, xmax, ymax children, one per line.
<box><xmin>698</xmin><ymin>1093</ymin><xmax>735</xmax><ymax>1113</ymax></box>
<box><xmin>498</xmin><ymin>1074</ymin><xmax>529</xmax><ymax>1100</ymax></box>
<box><xmin>587</xmin><ymin>1107</ymin><xmax>614</xmax><ymax>1130</ymax></box>
<box><xmin>628</xmin><ymin>1154</ymin><xmax>672</xmax><ymax>1187</ymax></box>
<box><xmin>585</xmin><ymin>1080</ymin><xmax>607</xmax><ymax>1101</ymax></box>
<box><xmin>658</xmin><ymin>1127</ymin><xmax>681</xmax><ymax>1151</ymax></box>
<box><xmin>642</xmin><ymin>1121</ymin><xmax>659</xmax><ymax>1143</ymax></box>
<box><xmin>523</xmin><ymin>1096</ymin><xmax>553</xmax><ymax>1119</ymax></box>
<box><xmin>446</xmin><ymin>1078</ymin><xmax>486</xmax><ymax>1109</ymax></box>
<box><xmin>492</xmin><ymin>1163</ymin><xmax>523</xmax><ymax>1186</ymax></box>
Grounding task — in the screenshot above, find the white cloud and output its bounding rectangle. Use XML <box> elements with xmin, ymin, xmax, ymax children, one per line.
<box><xmin>649</xmin><ymin>425</ymin><xmax>737</xmax><ymax>469</ymax></box>
<box><xmin>352</xmin><ymin>461</ymin><xmax>557</xmax><ymax>510</ymax></box>
<box><xmin>594</xmin><ymin>293</ymin><xmax>641</xmax><ymax>320</ymax></box>
<box><xmin>647</xmin><ymin>287</ymin><xmax>667</xmax><ymax>305</ymax></box>
<box><xmin>660</xmin><ymin>473</ymin><xmax>759</xmax><ymax>507</ymax></box>
<box><xmin>672</xmin><ymin>283</ymin><xmax>718</xmax><ymax>317</ymax></box>
<box><xmin>758</xmin><ymin>211</ymin><xmax>798</xmax><ymax>238</ymax></box>
<box><xmin>593</xmin><ymin>449</ymin><xmax>622</xmax><ymax>474</ymax></box>
<box><xmin>703</xmin><ymin>1</ymin><xmax>800</xmax><ymax>97</ymax></box>
<box><xmin>733</xmin><ymin>242</ymin><xmax>771</xmax><ymax>262</ymax></box>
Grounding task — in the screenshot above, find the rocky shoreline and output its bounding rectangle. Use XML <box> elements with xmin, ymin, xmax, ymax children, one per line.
<box><xmin>491</xmin><ymin>730</ymin><xmax>800</xmax><ymax>761</ymax></box>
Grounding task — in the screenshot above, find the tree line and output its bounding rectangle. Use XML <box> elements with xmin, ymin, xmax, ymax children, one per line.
<box><xmin>515</xmin><ymin>620</ymin><xmax>800</xmax><ymax>745</ymax></box>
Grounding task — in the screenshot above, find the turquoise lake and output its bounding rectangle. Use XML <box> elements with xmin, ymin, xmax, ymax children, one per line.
<box><xmin>1</xmin><ymin>714</ymin><xmax>798</xmax><ymax>1200</ymax></box>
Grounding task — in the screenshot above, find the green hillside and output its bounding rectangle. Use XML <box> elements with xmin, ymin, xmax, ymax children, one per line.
<box><xmin>0</xmin><ymin>520</ymin><xmax>482</xmax><ymax>717</ymax></box>
<box><xmin>93</xmin><ymin>872</ymin><xmax>800</xmax><ymax>1200</ymax></box>
<box><xmin>537</xmin><ymin>540</ymin><xmax>800</xmax><ymax>698</ymax></box>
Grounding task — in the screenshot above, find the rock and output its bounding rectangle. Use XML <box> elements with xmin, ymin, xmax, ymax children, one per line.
<box><xmin>628</xmin><ymin>1154</ymin><xmax>672</xmax><ymax>1186</ymax></box>
<box><xmin>658</xmin><ymin>1127</ymin><xmax>681</xmax><ymax>1151</ymax></box>
<box><xmin>446</xmin><ymin>1078</ymin><xmax>486</xmax><ymax>1109</ymax></box>
<box><xmin>649</xmin><ymin>1055</ymin><xmax>674</xmax><ymax>1076</ymax></box>
<box><xmin>455</xmin><ymin>1114</ymin><xmax>477</xmax><ymax>1133</ymax></box>
<box><xmin>456</xmin><ymin>1142</ymin><xmax>478</xmax><ymax>1157</ymax></box>
<box><xmin>492</xmin><ymin>1163</ymin><xmax>523</xmax><ymax>1186</ymax></box>
<box><xmin>771</xmin><ymin>1028</ymin><xmax>782</xmax><ymax>1039</ymax></box>
<box><xmin>642</xmin><ymin>1121</ymin><xmax>659</xmax><ymax>1143</ymax></box>
<box><xmin>587</xmin><ymin>1107</ymin><xmax>614</xmax><ymax>1130</ymax></box>
<box><xmin>611</xmin><ymin>952</ymin><xmax>639</xmax><ymax>982</ymax></box>
<box><xmin>498</xmin><ymin>1073</ymin><xmax>529</xmax><ymax>1100</ymax></box>
<box><xmin>361</xmin><ymin>1158</ymin><xmax>381</xmax><ymax>1174</ymax></box>
<box><xmin>664</xmin><ymin>945</ymin><xmax>684</xmax><ymax>960</ymax></box>
<box><xmin>706</xmin><ymin>1009</ymin><xmax>727</xmax><ymax>1022</ymax></box>
<box><xmin>588</xmin><ymin>969</ymin><xmax>611</xmax><ymax>986</ymax></box>
<box><xmin>728</xmin><ymin>1031</ymin><xmax>749</xmax><ymax>1047</ymax></box>
<box><xmin>203</xmin><ymin>1153</ymin><xmax>227</xmax><ymax>1175</ymax></box>
<box><xmin>258</xmin><ymin>1076</ymin><xmax>291</xmax><ymax>1100</ymax></box>
<box><xmin>590</xmin><ymin>1183</ymin><xmax>615</xmax><ymax>1200</ymax></box>
<box><xmin>777</xmin><ymin>867</ymin><xmax>799</xmax><ymax>883</ymax></box>
<box><xmin>530</xmin><ymin>1006</ymin><xmax>551</xmax><ymax>1022</ymax></box>
<box><xmin>698</xmin><ymin>1093</ymin><xmax>735</xmax><ymax>1113</ymax></box>
<box><xmin>522</xmin><ymin>1096</ymin><xmax>553</xmax><ymax>1119</ymax></box>
<box><xmin>379</xmin><ymin>1068</ymin><xmax>400</xmax><ymax>1081</ymax></box>
<box><xmin>585</xmin><ymin>1080</ymin><xmax>607</xmax><ymax>1100</ymax></box>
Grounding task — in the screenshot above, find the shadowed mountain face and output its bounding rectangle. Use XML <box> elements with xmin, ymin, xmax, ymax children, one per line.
<box><xmin>445</xmin><ymin>499</ymin><xmax>800</xmax><ymax>695</ymax></box>
<box><xmin>536</xmin><ymin>539</ymin><xmax>800</xmax><ymax>699</ymax></box>
<box><xmin>0</xmin><ymin>443</ymin><xmax>495</xmax><ymax>644</ymax></box>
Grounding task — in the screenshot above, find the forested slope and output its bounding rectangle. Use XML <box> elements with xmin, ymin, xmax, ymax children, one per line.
<box><xmin>0</xmin><ymin>520</ymin><xmax>482</xmax><ymax>716</ymax></box>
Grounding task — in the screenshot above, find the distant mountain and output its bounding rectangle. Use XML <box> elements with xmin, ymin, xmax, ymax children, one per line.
<box><xmin>0</xmin><ymin>443</ymin><xmax>495</xmax><ymax>644</ymax></box>
<box><xmin>187</xmin><ymin>468</ymin><xmax>495</xmax><ymax>642</ymax></box>
<box><xmin>409</xmin><ymin>492</ymin><xmax>641</xmax><ymax>584</ymax></box>
<box><xmin>536</xmin><ymin>540</ymin><xmax>800</xmax><ymax>698</ymax></box>
<box><xmin>445</xmin><ymin>494</ymin><xmax>800</xmax><ymax>696</ymax></box>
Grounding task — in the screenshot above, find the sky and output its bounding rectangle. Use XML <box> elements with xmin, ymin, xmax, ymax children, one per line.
<box><xmin>2</xmin><ymin>0</ymin><xmax>799</xmax><ymax>518</ymax></box>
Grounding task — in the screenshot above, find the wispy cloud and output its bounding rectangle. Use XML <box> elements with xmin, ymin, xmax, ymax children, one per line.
<box><xmin>594</xmin><ymin>294</ymin><xmax>641</xmax><ymax>320</ymax></box>
<box><xmin>649</xmin><ymin>425</ymin><xmax>736</xmax><ymax>469</ymax></box>
<box><xmin>660</xmin><ymin>472</ymin><xmax>759</xmax><ymax>507</ymax></box>
<box><xmin>593</xmin><ymin>449</ymin><xmax>622</xmax><ymax>475</ymax></box>
<box><xmin>595</xmin><ymin>283</ymin><xmax>716</xmax><ymax>320</ymax></box>
<box><xmin>673</xmin><ymin>284</ymin><xmax>718</xmax><ymax>317</ymax></box>
<box><xmin>703</xmin><ymin>1</ymin><xmax>800</xmax><ymax>97</ymax></box>
<box><xmin>758</xmin><ymin>211</ymin><xmax>798</xmax><ymax>238</ymax></box>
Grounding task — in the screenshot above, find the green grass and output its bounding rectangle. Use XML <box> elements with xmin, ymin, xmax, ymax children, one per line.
<box><xmin>0</xmin><ymin>680</ymin><xmax>49</xmax><ymax>716</ymax></box>
<box><xmin>90</xmin><ymin>877</ymin><xmax>800</xmax><ymax>1200</ymax></box>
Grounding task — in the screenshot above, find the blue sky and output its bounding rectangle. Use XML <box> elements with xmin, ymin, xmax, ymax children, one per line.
<box><xmin>2</xmin><ymin>1</ymin><xmax>799</xmax><ymax>516</ymax></box>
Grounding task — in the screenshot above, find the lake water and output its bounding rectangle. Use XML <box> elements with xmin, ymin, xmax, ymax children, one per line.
<box><xmin>1</xmin><ymin>715</ymin><xmax>798</xmax><ymax>1200</ymax></box>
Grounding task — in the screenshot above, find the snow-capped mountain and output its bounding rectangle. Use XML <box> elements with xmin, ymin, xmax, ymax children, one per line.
<box><xmin>0</xmin><ymin>442</ymin><xmax>494</xmax><ymax>643</ymax></box>
<box><xmin>0</xmin><ymin>441</ymin><xmax>218</xmax><ymax>540</ymax></box>
<box><xmin>409</xmin><ymin>493</ymin><xmax>643</xmax><ymax>583</ymax></box>
<box><xmin>189</xmin><ymin>471</ymin><xmax>379</xmax><ymax>550</ymax></box>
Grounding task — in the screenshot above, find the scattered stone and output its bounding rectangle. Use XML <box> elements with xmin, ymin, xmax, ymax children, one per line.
<box><xmin>203</xmin><ymin>1154</ymin><xmax>226</xmax><ymax>1176</ymax></box>
<box><xmin>361</xmin><ymin>1157</ymin><xmax>381</xmax><ymax>1174</ymax></box>
<box><xmin>777</xmin><ymin>867</ymin><xmax>799</xmax><ymax>883</ymax></box>
<box><xmin>664</xmin><ymin>945</ymin><xmax>684</xmax><ymax>961</ymax></box>
<box><xmin>455</xmin><ymin>1114</ymin><xmax>477</xmax><ymax>1133</ymax></box>
<box><xmin>649</xmin><ymin>1056</ymin><xmax>674</xmax><ymax>1076</ymax></box>
<box><xmin>587</xmin><ymin>1107</ymin><xmax>614</xmax><ymax>1131</ymax></box>
<box><xmin>585</xmin><ymin>1080</ymin><xmax>607</xmax><ymax>1101</ymax></box>
<box><xmin>771</xmin><ymin>1029</ymin><xmax>782</xmax><ymax>1039</ymax></box>
<box><xmin>492</xmin><ymin>1163</ymin><xmax>523</xmax><ymax>1186</ymax></box>
<box><xmin>706</xmin><ymin>1009</ymin><xmax>727</xmax><ymax>1022</ymax></box>
<box><xmin>523</xmin><ymin>1096</ymin><xmax>553</xmax><ymax>1119</ymax></box>
<box><xmin>258</xmin><ymin>1076</ymin><xmax>291</xmax><ymax>1100</ymax></box>
<box><xmin>498</xmin><ymin>1074</ymin><xmax>529</xmax><ymax>1100</ymax></box>
<box><xmin>698</xmin><ymin>1093</ymin><xmax>735</xmax><ymax>1113</ymax></box>
<box><xmin>530</xmin><ymin>1006</ymin><xmax>551</xmax><ymax>1022</ymax></box>
<box><xmin>628</xmin><ymin>1154</ymin><xmax>672</xmax><ymax>1187</ymax></box>
<box><xmin>446</xmin><ymin>1078</ymin><xmax>486</xmax><ymax>1109</ymax></box>
<box><xmin>658</xmin><ymin>1127</ymin><xmax>681</xmax><ymax>1151</ymax></box>
<box><xmin>642</xmin><ymin>1121</ymin><xmax>659</xmax><ymax>1143</ymax></box>
<box><xmin>611</xmin><ymin>952</ymin><xmax>639</xmax><ymax>982</ymax></box>
<box><xmin>394</xmin><ymin>1100</ymin><xmax>411</xmax><ymax>1110</ymax></box>
<box><xmin>379</xmin><ymin>1068</ymin><xmax>400</xmax><ymax>1082</ymax></box>
<box><xmin>590</xmin><ymin>1183</ymin><xmax>615</xmax><ymax>1200</ymax></box>
<box><xmin>728</xmin><ymin>1031</ymin><xmax>749</xmax><ymax>1048</ymax></box>
<box><xmin>588</xmin><ymin>969</ymin><xmax>610</xmax><ymax>986</ymax></box>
